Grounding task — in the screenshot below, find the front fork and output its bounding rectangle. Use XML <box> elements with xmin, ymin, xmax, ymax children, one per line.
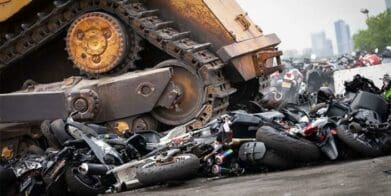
<box><xmin>317</xmin><ymin>128</ymin><xmax>339</xmax><ymax>160</ymax></box>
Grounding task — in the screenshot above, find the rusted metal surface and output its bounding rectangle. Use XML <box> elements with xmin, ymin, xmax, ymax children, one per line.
<box><xmin>218</xmin><ymin>34</ymin><xmax>282</xmax><ymax>81</ymax></box>
<box><xmin>0</xmin><ymin>68</ymin><xmax>173</xmax><ymax>123</ymax></box>
<box><xmin>0</xmin><ymin>0</ymin><xmax>235</xmax><ymax>130</ymax></box>
<box><xmin>147</xmin><ymin>0</ymin><xmax>234</xmax><ymax>50</ymax></box>
<box><xmin>66</xmin><ymin>12</ymin><xmax>128</xmax><ymax>74</ymax></box>
<box><xmin>204</xmin><ymin>0</ymin><xmax>263</xmax><ymax>42</ymax></box>
<box><xmin>0</xmin><ymin>0</ymin><xmax>284</xmax><ymax>131</ymax></box>
<box><xmin>254</xmin><ymin>50</ymin><xmax>284</xmax><ymax>76</ymax></box>
<box><xmin>147</xmin><ymin>0</ymin><xmax>282</xmax><ymax>82</ymax></box>
<box><xmin>217</xmin><ymin>34</ymin><xmax>281</xmax><ymax>62</ymax></box>
<box><xmin>0</xmin><ymin>0</ymin><xmax>31</xmax><ymax>22</ymax></box>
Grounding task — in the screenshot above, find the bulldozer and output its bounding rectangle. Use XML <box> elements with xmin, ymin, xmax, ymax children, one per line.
<box><xmin>0</xmin><ymin>0</ymin><xmax>283</xmax><ymax>157</ymax></box>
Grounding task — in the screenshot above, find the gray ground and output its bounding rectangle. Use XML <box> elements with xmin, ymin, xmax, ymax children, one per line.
<box><xmin>114</xmin><ymin>156</ymin><xmax>391</xmax><ymax>196</ymax></box>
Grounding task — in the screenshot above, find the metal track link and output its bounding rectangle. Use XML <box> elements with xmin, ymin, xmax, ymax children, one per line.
<box><xmin>0</xmin><ymin>0</ymin><xmax>236</xmax><ymax>130</ymax></box>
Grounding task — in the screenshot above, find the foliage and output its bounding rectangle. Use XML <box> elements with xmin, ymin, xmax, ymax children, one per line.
<box><xmin>353</xmin><ymin>9</ymin><xmax>391</xmax><ymax>51</ymax></box>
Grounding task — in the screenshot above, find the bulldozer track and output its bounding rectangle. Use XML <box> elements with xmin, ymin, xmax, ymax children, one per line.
<box><xmin>0</xmin><ymin>0</ymin><xmax>236</xmax><ymax>130</ymax></box>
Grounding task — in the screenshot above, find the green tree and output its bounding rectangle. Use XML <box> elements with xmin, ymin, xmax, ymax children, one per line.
<box><xmin>353</xmin><ymin>9</ymin><xmax>391</xmax><ymax>51</ymax></box>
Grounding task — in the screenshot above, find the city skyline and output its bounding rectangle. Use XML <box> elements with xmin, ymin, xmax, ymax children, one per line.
<box><xmin>237</xmin><ymin>0</ymin><xmax>387</xmax><ymax>52</ymax></box>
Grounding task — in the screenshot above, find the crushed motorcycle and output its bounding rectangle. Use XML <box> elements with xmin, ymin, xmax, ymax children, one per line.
<box><xmin>255</xmin><ymin>103</ymin><xmax>340</xmax><ymax>164</ymax></box>
<box><xmin>109</xmin><ymin>112</ymin><xmax>289</xmax><ymax>192</ymax></box>
<box><xmin>0</xmin><ymin>115</ymin><xmax>159</xmax><ymax>195</ymax></box>
<box><xmin>336</xmin><ymin>91</ymin><xmax>391</xmax><ymax>157</ymax></box>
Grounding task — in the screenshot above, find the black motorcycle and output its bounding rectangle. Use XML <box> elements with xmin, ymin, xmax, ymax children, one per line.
<box><xmin>336</xmin><ymin>91</ymin><xmax>391</xmax><ymax>157</ymax></box>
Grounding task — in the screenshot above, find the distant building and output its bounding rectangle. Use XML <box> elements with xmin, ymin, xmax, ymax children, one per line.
<box><xmin>334</xmin><ymin>20</ymin><xmax>353</xmax><ymax>55</ymax></box>
<box><xmin>283</xmin><ymin>49</ymin><xmax>300</xmax><ymax>58</ymax></box>
<box><xmin>302</xmin><ymin>48</ymin><xmax>313</xmax><ymax>58</ymax></box>
<box><xmin>311</xmin><ymin>31</ymin><xmax>334</xmax><ymax>58</ymax></box>
<box><xmin>386</xmin><ymin>0</ymin><xmax>391</xmax><ymax>9</ymax></box>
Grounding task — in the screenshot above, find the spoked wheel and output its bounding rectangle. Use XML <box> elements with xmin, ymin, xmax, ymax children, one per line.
<box><xmin>152</xmin><ymin>60</ymin><xmax>207</xmax><ymax>126</ymax></box>
<box><xmin>66</xmin><ymin>11</ymin><xmax>142</xmax><ymax>76</ymax></box>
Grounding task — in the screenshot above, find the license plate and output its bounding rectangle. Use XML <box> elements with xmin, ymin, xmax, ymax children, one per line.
<box><xmin>282</xmin><ymin>81</ymin><xmax>292</xmax><ymax>88</ymax></box>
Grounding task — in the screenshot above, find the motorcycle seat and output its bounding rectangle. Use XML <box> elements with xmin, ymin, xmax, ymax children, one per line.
<box><xmin>350</xmin><ymin>91</ymin><xmax>389</xmax><ymax>122</ymax></box>
<box><xmin>255</xmin><ymin>111</ymin><xmax>284</xmax><ymax>121</ymax></box>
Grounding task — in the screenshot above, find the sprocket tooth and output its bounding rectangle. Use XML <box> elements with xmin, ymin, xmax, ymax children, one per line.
<box><xmin>20</xmin><ymin>23</ymin><xmax>30</xmax><ymax>30</ymax></box>
<box><xmin>138</xmin><ymin>9</ymin><xmax>159</xmax><ymax>17</ymax></box>
<box><xmin>5</xmin><ymin>34</ymin><xmax>14</xmax><ymax>40</ymax></box>
<box><xmin>154</xmin><ymin>21</ymin><xmax>174</xmax><ymax>30</ymax></box>
<box><xmin>170</xmin><ymin>31</ymin><xmax>191</xmax><ymax>41</ymax></box>
<box><xmin>36</xmin><ymin>12</ymin><xmax>47</xmax><ymax>19</ymax></box>
<box><xmin>190</xmin><ymin>43</ymin><xmax>212</xmax><ymax>53</ymax></box>
<box><xmin>53</xmin><ymin>0</ymin><xmax>68</xmax><ymax>8</ymax></box>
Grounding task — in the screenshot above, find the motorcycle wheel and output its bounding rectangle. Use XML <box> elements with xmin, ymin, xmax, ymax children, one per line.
<box><xmin>259</xmin><ymin>149</ymin><xmax>296</xmax><ymax>169</ymax></box>
<box><xmin>41</xmin><ymin>120</ymin><xmax>61</xmax><ymax>148</ymax></box>
<box><xmin>51</xmin><ymin>119</ymin><xmax>73</xmax><ymax>146</ymax></box>
<box><xmin>256</xmin><ymin>126</ymin><xmax>321</xmax><ymax>162</ymax></box>
<box><xmin>65</xmin><ymin>167</ymin><xmax>105</xmax><ymax>196</ymax></box>
<box><xmin>336</xmin><ymin>124</ymin><xmax>383</xmax><ymax>157</ymax></box>
<box><xmin>136</xmin><ymin>154</ymin><xmax>199</xmax><ymax>186</ymax></box>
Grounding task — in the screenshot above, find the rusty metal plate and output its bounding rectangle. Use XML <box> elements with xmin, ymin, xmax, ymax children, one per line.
<box><xmin>146</xmin><ymin>0</ymin><xmax>234</xmax><ymax>50</ymax></box>
<box><xmin>0</xmin><ymin>0</ymin><xmax>32</xmax><ymax>22</ymax></box>
<box><xmin>217</xmin><ymin>33</ymin><xmax>281</xmax><ymax>62</ymax></box>
<box><xmin>204</xmin><ymin>0</ymin><xmax>263</xmax><ymax>42</ymax></box>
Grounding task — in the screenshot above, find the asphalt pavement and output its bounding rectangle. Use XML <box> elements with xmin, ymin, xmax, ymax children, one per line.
<box><xmin>113</xmin><ymin>156</ymin><xmax>391</xmax><ymax>196</ymax></box>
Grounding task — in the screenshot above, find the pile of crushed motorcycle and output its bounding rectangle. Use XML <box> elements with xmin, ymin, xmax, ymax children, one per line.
<box><xmin>1</xmin><ymin>75</ymin><xmax>390</xmax><ymax>196</ymax></box>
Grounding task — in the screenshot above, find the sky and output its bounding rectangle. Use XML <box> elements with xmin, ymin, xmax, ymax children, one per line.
<box><xmin>237</xmin><ymin>0</ymin><xmax>387</xmax><ymax>54</ymax></box>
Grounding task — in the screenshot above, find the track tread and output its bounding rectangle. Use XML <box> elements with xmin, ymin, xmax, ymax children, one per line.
<box><xmin>0</xmin><ymin>0</ymin><xmax>236</xmax><ymax>129</ymax></box>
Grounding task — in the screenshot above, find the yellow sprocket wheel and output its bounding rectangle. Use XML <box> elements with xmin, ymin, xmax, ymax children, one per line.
<box><xmin>66</xmin><ymin>12</ymin><xmax>127</xmax><ymax>74</ymax></box>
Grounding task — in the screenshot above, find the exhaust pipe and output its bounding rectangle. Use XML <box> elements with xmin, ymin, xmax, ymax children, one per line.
<box><xmin>78</xmin><ymin>163</ymin><xmax>112</xmax><ymax>175</ymax></box>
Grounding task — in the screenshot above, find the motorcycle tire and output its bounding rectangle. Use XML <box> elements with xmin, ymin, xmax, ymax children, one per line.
<box><xmin>65</xmin><ymin>167</ymin><xmax>105</xmax><ymax>196</ymax></box>
<box><xmin>136</xmin><ymin>154</ymin><xmax>199</xmax><ymax>186</ymax></box>
<box><xmin>50</xmin><ymin>119</ymin><xmax>73</xmax><ymax>146</ymax></box>
<box><xmin>259</xmin><ymin>149</ymin><xmax>296</xmax><ymax>169</ymax></box>
<box><xmin>256</xmin><ymin>126</ymin><xmax>321</xmax><ymax>162</ymax></box>
<box><xmin>41</xmin><ymin>120</ymin><xmax>61</xmax><ymax>148</ymax></box>
<box><xmin>336</xmin><ymin>124</ymin><xmax>383</xmax><ymax>157</ymax></box>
